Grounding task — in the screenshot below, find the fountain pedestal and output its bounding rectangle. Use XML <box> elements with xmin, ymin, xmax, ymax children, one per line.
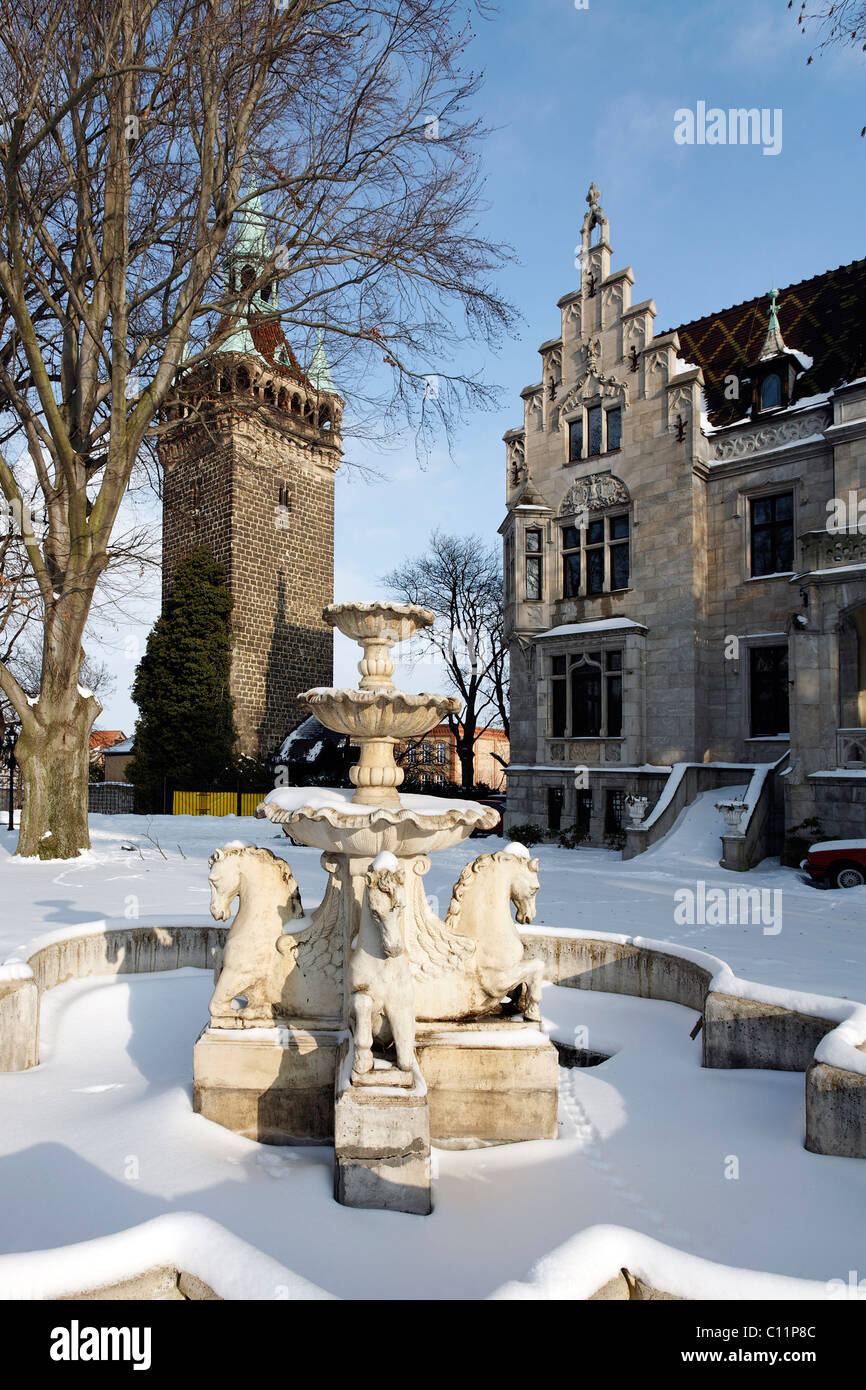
<box><xmin>333</xmin><ymin>1041</ymin><xmax>432</xmax><ymax>1215</ymax></box>
<box><xmin>195</xmin><ymin>602</ymin><xmax>559</xmax><ymax>1212</ymax></box>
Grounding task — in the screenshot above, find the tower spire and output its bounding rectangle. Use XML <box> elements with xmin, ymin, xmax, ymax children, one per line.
<box><xmin>232</xmin><ymin>176</ymin><xmax>272</xmax><ymax>263</ymax></box>
<box><xmin>307</xmin><ymin>329</ymin><xmax>338</xmax><ymax>395</ymax></box>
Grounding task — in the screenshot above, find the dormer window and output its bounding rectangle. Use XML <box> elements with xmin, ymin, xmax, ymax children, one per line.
<box><xmin>749</xmin><ymin>287</ymin><xmax>804</xmax><ymax>420</ymax></box>
<box><xmin>760</xmin><ymin>372</ymin><xmax>782</xmax><ymax>411</ymax></box>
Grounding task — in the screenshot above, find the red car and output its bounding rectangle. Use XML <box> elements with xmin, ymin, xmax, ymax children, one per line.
<box><xmin>801</xmin><ymin>840</ymin><xmax>866</xmax><ymax>890</ymax></box>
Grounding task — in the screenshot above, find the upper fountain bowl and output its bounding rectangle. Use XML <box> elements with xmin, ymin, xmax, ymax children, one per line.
<box><xmin>324</xmin><ymin>601</ymin><xmax>434</xmax><ymax>647</ymax></box>
<box><xmin>301</xmin><ymin>688</ymin><xmax>461</xmax><ymax>740</ymax></box>
<box><xmin>257</xmin><ymin>786</ymin><xmax>499</xmax><ymax>856</ymax></box>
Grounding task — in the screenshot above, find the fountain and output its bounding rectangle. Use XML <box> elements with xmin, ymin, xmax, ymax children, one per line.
<box><xmin>193</xmin><ymin>602</ymin><xmax>558</xmax><ymax>1213</ymax></box>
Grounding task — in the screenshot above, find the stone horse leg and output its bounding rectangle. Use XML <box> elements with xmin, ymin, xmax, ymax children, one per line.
<box><xmin>506</xmin><ymin>958</ymin><xmax>545</xmax><ymax>1022</ymax></box>
<box><xmin>351</xmin><ymin>991</ymin><xmax>375</xmax><ymax>1077</ymax></box>
<box><xmin>349</xmin><ymin>857</ymin><xmax>416</xmax><ymax>1082</ymax></box>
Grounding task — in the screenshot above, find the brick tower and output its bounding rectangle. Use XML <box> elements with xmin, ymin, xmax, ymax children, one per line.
<box><xmin>159</xmin><ymin>191</ymin><xmax>342</xmax><ymax>760</ymax></box>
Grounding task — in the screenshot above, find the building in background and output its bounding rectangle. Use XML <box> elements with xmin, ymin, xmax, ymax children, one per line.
<box><xmin>101</xmin><ymin>736</ymin><xmax>135</xmax><ymax>784</ymax></box>
<box><xmin>89</xmin><ymin>730</ymin><xmax>128</xmax><ymax>777</ymax></box>
<box><xmin>397</xmin><ymin>724</ymin><xmax>509</xmax><ymax>790</ymax></box>
<box><xmin>502</xmin><ymin>183</ymin><xmax>865</xmax><ymax>848</ymax></box>
<box><xmin>159</xmin><ymin>187</ymin><xmax>342</xmax><ymax>761</ymax></box>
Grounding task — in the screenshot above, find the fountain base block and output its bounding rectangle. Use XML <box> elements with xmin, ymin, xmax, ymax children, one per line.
<box><xmin>194</xmin><ymin>1017</ymin><xmax>559</xmax><ymax>1148</ymax></box>
<box><xmin>192</xmin><ymin>1024</ymin><xmax>343</xmax><ymax>1145</ymax></box>
<box><xmin>415</xmin><ymin>1020</ymin><xmax>559</xmax><ymax>1146</ymax></box>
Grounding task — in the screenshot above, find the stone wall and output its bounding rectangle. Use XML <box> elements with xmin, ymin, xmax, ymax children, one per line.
<box><xmin>2</xmin><ymin>921</ymin><xmax>863</xmax><ymax>1163</ymax></box>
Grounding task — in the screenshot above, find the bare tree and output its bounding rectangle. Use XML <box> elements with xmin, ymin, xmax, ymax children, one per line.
<box><xmin>384</xmin><ymin>529</ymin><xmax>508</xmax><ymax>790</ymax></box>
<box><xmin>790</xmin><ymin>0</ymin><xmax>866</xmax><ymax>132</ymax></box>
<box><xmin>0</xmin><ymin>0</ymin><xmax>515</xmax><ymax>857</ymax></box>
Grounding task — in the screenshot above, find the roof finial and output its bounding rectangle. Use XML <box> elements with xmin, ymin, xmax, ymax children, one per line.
<box><xmin>760</xmin><ymin>282</ymin><xmax>788</xmax><ymax>359</ymax></box>
<box><xmin>580</xmin><ymin>180</ymin><xmax>609</xmax><ymax>261</ymax></box>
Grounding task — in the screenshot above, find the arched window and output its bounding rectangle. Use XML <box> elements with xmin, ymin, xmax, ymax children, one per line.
<box><xmin>278</xmin><ymin>388</ymin><xmax>288</xmax><ymax>411</ymax></box>
<box><xmin>264</xmin><ymin>382</ymin><xmax>275</xmax><ymax>404</ymax></box>
<box><xmin>760</xmin><ymin>373</ymin><xmax>782</xmax><ymax>411</ymax></box>
<box><xmin>291</xmin><ymin>393</ymin><xmax>301</xmax><ymax>414</ymax></box>
<box><xmin>240</xmin><ymin>264</ymin><xmax>256</xmax><ymax>292</ymax></box>
<box><xmin>319</xmin><ymin>406</ymin><xmax>331</xmax><ymax>431</ymax></box>
<box><xmin>236</xmin><ymin>366</ymin><xmax>250</xmax><ymax>392</ymax></box>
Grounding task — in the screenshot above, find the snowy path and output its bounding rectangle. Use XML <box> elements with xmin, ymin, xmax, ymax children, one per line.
<box><xmin>0</xmin><ymin>804</ymin><xmax>864</xmax><ymax>1001</ymax></box>
<box><xmin>0</xmin><ymin>969</ymin><xmax>863</xmax><ymax>1298</ymax></box>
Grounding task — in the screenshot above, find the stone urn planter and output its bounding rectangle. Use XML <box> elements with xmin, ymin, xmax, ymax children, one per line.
<box><xmin>625</xmin><ymin>795</ymin><xmax>650</xmax><ymax>828</ymax></box>
<box><xmin>715</xmin><ymin>800</ymin><xmax>747</xmax><ymax>835</ymax></box>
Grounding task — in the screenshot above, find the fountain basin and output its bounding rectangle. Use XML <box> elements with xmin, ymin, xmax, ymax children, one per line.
<box><xmin>301</xmin><ymin>688</ymin><xmax>461</xmax><ymax>740</ymax></box>
<box><xmin>324</xmin><ymin>601</ymin><xmax>434</xmax><ymax>647</ymax></box>
<box><xmin>257</xmin><ymin>787</ymin><xmax>498</xmax><ymax>857</ymax></box>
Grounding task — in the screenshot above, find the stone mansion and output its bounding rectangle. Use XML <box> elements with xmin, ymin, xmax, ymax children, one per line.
<box><xmin>502</xmin><ymin>184</ymin><xmax>865</xmax><ymax>852</ymax></box>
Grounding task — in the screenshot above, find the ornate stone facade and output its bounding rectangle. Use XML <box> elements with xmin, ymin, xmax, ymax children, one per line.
<box><xmin>502</xmin><ymin>184</ymin><xmax>866</xmax><ymax>847</ymax></box>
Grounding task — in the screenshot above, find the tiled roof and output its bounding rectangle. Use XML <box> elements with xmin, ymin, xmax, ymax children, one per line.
<box><xmin>211</xmin><ymin>313</ymin><xmax>311</xmax><ymax>384</ymax></box>
<box><xmin>667</xmin><ymin>258</ymin><xmax>866</xmax><ymax>427</ymax></box>
<box><xmin>89</xmin><ymin>731</ymin><xmax>127</xmax><ymax>759</ymax></box>
<box><xmin>90</xmin><ymin>730</ymin><xmax>126</xmax><ymax>750</ymax></box>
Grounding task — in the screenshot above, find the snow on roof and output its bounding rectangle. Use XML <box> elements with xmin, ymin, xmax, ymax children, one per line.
<box><xmin>276</xmin><ymin>716</ymin><xmax>337</xmax><ymax>762</ymax></box>
<box><xmin>807</xmin><ymin>563</ymin><xmax>866</xmax><ymax>577</ymax></box>
<box><xmin>536</xmin><ymin>618</ymin><xmax>647</xmax><ymax>639</ymax></box>
<box><xmin>103</xmin><ymin>735</ymin><xmax>134</xmax><ymax>755</ymax></box>
<box><xmin>808</xmin><ymin>770</ymin><xmax>866</xmax><ymax>780</ymax></box>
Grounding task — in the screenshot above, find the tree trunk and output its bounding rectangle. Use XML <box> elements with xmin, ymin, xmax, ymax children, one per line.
<box><xmin>15</xmin><ymin>695</ymin><xmax>98</xmax><ymax>859</ymax></box>
<box><xmin>458</xmin><ymin>741</ymin><xmax>475</xmax><ymax>792</ymax></box>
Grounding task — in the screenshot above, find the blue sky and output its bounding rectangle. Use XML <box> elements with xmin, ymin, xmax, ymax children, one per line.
<box><xmin>97</xmin><ymin>0</ymin><xmax>865</xmax><ymax>732</ymax></box>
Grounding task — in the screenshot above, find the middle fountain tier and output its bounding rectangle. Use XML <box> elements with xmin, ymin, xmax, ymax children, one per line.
<box><xmin>194</xmin><ymin>600</ymin><xmax>557</xmax><ymax>1215</ymax></box>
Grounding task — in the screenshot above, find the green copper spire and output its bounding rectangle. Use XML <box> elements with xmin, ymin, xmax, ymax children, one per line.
<box><xmin>307</xmin><ymin>329</ymin><xmax>337</xmax><ymax>394</ymax></box>
<box><xmin>232</xmin><ymin>177</ymin><xmax>272</xmax><ymax>263</ymax></box>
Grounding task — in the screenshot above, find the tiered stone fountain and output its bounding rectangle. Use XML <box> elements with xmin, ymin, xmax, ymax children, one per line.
<box><xmin>193</xmin><ymin>602</ymin><xmax>558</xmax><ymax>1213</ymax></box>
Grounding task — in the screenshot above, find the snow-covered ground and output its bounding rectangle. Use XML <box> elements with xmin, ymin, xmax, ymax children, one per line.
<box><xmin>0</xmin><ymin>790</ymin><xmax>863</xmax><ymax>1298</ymax></box>
<box><xmin>0</xmin><ymin>970</ymin><xmax>863</xmax><ymax>1299</ymax></box>
<box><xmin>1</xmin><ymin>788</ymin><xmax>863</xmax><ymax>1000</ymax></box>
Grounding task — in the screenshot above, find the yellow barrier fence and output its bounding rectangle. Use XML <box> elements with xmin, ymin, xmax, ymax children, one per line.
<box><xmin>172</xmin><ymin>791</ymin><xmax>266</xmax><ymax>817</ymax></box>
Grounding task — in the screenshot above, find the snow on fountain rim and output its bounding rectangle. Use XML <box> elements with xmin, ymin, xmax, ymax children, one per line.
<box><xmin>262</xmin><ymin>785</ymin><xmax>496</xmax><ymax>826</ymax></box>
<box><xmin>302</xmin><ymin>687</ymin><xmax>461</xmax><ymax>709</ymax></box>
<box><xmin>324</xmin><ymin>599</ymin><xmax>435</xmax><ymax>623</ymax></box>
